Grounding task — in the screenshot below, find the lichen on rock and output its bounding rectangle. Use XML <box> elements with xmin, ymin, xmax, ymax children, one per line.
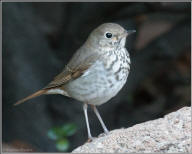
<box><xmin>72</xmin><ymin>107</ymin><xmax>191</xmax><ymax>153</ymax></box>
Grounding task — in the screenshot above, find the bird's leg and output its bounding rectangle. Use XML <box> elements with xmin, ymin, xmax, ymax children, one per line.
<box><xmin>91</xmin><ymin>105</ymin><xmax>109</xmax><ymax>135</ymax></box>
<box><xmin>83</xmin><ymin>103</ymin><xmax>93</xmax><ymax>142</ymax></box>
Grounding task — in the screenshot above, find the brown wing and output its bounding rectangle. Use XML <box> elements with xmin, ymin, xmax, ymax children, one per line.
<box><xmin>43</xmin><ymin>64</ymin><xmax>90</xmax><ymax>89</ymax></box>
<box><xmin>43</xmin><ymin>43</ymin><xmax>101</xmax><ymax>90</ymax></box>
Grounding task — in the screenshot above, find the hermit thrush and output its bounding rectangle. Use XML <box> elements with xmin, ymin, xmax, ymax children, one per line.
<box><xmin>14</xmin><ymin>23</ymin><xmax>135</xmax><ymax>141</ymax></box>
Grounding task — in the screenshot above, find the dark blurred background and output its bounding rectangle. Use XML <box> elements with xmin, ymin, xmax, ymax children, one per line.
<box><xmin>2</xmin><ymin>2</ymin><xmax>191</xmax><ymax>152</ymax></box>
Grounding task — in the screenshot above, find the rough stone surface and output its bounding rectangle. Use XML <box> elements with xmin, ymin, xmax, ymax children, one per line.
<box><xmin>73</xmin><ymin>107</ymin><xmax>191</xmax><ymax>153</ymax></box>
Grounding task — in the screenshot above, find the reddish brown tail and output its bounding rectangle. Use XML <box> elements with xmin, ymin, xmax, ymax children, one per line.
<box><xmin>14</xmin><ymin>89</ymin><xmax>47</xmax><ymax>106</ymax></box>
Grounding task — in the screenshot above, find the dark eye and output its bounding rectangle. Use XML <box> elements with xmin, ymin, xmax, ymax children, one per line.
<box><xmin>105</xmin><ymin>32</ymin><xmax>112</xmax><ymax>38</ymax></box>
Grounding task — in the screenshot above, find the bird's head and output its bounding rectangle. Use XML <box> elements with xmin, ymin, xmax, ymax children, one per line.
<box><xmin>87</xmin><ymin>23</ymin><xmax>135</xmax><ymax>50</ymax></box>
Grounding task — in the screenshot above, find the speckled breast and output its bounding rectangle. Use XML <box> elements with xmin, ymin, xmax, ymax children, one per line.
<box><xmin>65</xmin><ymin>47</ymin><xmax>130</xmax><ymax>105</ymax></box>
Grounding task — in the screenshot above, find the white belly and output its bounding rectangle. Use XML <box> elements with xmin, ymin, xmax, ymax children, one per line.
<box><xmin>65</xmin><ymin>57</ymin><xmax>129</xmax><ymax>105</ymax></box>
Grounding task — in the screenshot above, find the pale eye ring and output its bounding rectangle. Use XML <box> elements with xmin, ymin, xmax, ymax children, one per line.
<box><xmin>105</xmin><ymin>32</ymin><xmax>112</xmax><ymax>39</ymax></box>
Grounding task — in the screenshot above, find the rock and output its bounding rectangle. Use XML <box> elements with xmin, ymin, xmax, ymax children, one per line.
<box><xmin>72</xmin><ymin>107</ymin><xmax>191</xmax><ymax>153</ymax></box>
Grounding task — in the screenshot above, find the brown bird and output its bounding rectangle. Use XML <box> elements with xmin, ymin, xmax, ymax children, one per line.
<box><xmin>14</xmin><ymin>23</ymin><xmax>135</xmax><ymax>141</ymax></box>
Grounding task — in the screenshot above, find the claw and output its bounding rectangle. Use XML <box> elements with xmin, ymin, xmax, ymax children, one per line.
<box><xmin>87</xmin><ymin>138</ymin><xmax>93</xmax><ymax>143</ymax></box>
<box><xmin>104</xmin><ymin>130</ymin><xmax>109</xmax><ymax>135</ymax></box>
<box><xmin>86</xmin><ymin>137</ymin><xmax>95</xmax><ymax>143</ymax></box>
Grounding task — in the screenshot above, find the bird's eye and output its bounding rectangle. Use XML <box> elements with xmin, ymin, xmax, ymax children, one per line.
<box><xmin>105</xmin><ymin>32</ymin><xmax>112</xmax><ymax>38</ymax></box>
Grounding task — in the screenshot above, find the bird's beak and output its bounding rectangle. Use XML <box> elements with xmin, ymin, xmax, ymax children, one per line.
<box><xmin>126</xmin><ymin>30</ymin><xmax>136</xmax><ymax>35</ymax></box>
<box><xmin>121</xmin><ymin>30</ymin><xmax>136</xmax><ymax>38</ymax></box>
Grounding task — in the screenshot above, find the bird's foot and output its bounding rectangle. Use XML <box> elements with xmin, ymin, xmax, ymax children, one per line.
<box><xmin>86</xmin><ymin>136</ymin><xmax>96</xmax><ymax>143</ymax></box>
<box><xmin>104</xmin><ymin>128</ymin><xmax>109</xmax><ymax>135</ymax></box>
<box><xmin>98</xmin><ymin>130</ymin><xmax>109</xmax><ymax>138</ymax></box>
